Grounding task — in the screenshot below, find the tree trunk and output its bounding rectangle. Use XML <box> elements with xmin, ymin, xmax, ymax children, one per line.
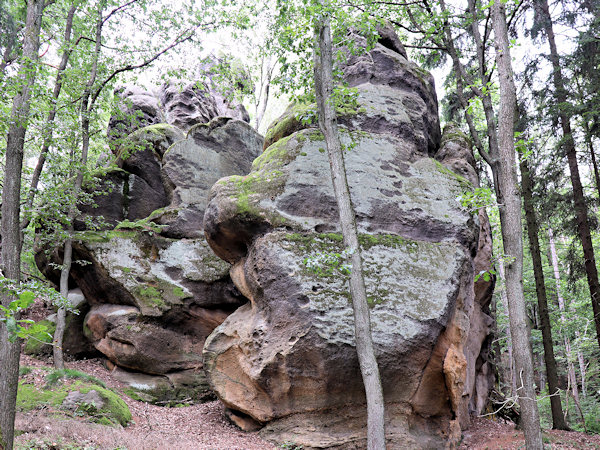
<box><xmin>491</xmin><ymin>2</ymin><xmax>543</xmax><ymax>448</ymax></box>
<box><xmin>582</xmin><ymin>119</ymin><xmax>600</xmax><ymax>206</ymax></box>
<box><xmin>54</xmin><ymin>0</ymin><xmax>104</xmax><ymax>369</ymax></box>
<box><xmin>0</xmin><ymin>1</ymin><xmax>44</xmax><ymax>448</ymax></box>
<box><xmin>313</xmin><ymin>10</ymin><xmax>386</xmax><ymax>450</ymax></box>
<box><xmin>520</xmin><ymin>159</ymin><xmax>569</xmax><ymax>429</ymax></box>
<box><xmin>253</xmin><ymin>57</ymin><xmax>273</xmax><ymax>131</ymax></box>
<box><xmin>52</xmin><ymin>231</ymin><xmax>71</xmax><ymax>369</ymax></box>
<box><xmin>497</xmin><ymin>263</ymin><xmax>517</xmax><ymax>397</ymax></box>
<box><xmin>22</xmin><ymin>4</ymin><xmax>77</xmax><ymax>231</ymax></box>
<box><xmin>548</xmin><ymin>228</ymin><xmax>588</xmax><ymax>430</ymax></box>
<box><xmin>577</xmin><ymin>347</ymin><xmax>586</xmax><ymax>398</ymax></box>
<box><xmin>535</xmin><ymin>0</ymin><xmax>600</xmax><ymax>349</ymax></box>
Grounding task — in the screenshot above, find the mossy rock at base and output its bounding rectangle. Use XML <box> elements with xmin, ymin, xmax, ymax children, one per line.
<box><xmin>16</xmin><ymin>380</ymin><xmax>131</xmax><ymax>426</ymax></box>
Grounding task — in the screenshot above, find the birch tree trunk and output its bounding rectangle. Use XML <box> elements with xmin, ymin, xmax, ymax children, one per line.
<box><xmin>0</xmin><ymin>1</ymin><xmax>45</xmax><ymax>448</ymax></box>
<box><xmin>313</xmin><ymin>9</ymin><xmax>385</xmax><ymax>449</ymax></box>
<box><xmin>491</xmin><ymin>2</ymin><xmax>543</xmax><ymax>447</ymax></box>
<box><xmin>547</xmin><ymin>229</ymin><xmax>588</xmax><ymax>430</ymax></box>
<box><xmin>547</xmin><ymin>229</ymin><xmax>579</xmax><ymax>400</ymax></box>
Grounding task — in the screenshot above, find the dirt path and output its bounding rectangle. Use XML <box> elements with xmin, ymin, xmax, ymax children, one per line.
<box><xmin>15</xmin><ymin>355</ymin><xmax>277</xmax><ymax>450</ymax></box>
<box><xmin>459</xmin><ymin>416</ymin><xmax>600</xmax><ymax>449</ymax></box>
<box><xmin>14</xmin><ymin>355</ymin><xmax>600</xmax><ymax>449</ymax></box>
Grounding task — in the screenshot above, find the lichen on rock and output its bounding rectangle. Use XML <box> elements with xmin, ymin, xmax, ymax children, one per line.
<box><xmin>35</xmin><ymin>69</ymin><xmax>263</xmax><ymax>405</ymax></box>
<box><xmin>202</xmin><ymin>26</ymin><xmax>494</xmax><ymax>449</ymax></box>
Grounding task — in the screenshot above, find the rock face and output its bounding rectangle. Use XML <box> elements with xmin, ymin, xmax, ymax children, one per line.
<box><xmin>202</xmin><ymin>31</ymin><xmax>493</xmax><ymax>448</ymax></box>
<box><xmin>108</xmin><ymin>67</ymin><xmax>250</xmax><ymax>143</ymax></box>
<box><xmin>36</xmin><ymin>77</ymin><xmax>263</xmax><ymax>402</ymax></box>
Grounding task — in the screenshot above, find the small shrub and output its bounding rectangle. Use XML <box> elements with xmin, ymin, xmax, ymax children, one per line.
<box><xmin>280</xmin><ymin>442</ymin><xmax>303</xmax><ymax>450</ymax></box>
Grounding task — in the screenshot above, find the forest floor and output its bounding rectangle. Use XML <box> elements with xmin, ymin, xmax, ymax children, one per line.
<box><xmin>13</xmin><ymin>354</ymin><xmax>600</xmax><ymax>450</ymax></box>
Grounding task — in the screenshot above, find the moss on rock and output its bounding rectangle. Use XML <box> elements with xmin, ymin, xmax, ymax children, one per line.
<box><xmin>17</xmin><ymin>380</ymin><xmax>131</xmax><ymax>427</ymax></box>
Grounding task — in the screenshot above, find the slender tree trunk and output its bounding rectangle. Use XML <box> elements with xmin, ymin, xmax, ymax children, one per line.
<box><xmin>0</xmin><ymin>1</ymin><xmax>45</xmax><ymax>448</ymax></box>
<box><xmin>497</xmin><ymin>263</ymin><xmax>517</xmax><ymax>397</ymax></box>
<box><xmin>491</xmin><ymin>2</ymin><xmax>543</xmax><ymax>447</ymax></box>
<box><xmin>582</xmin><ymin>119</ymin><xmax>600</xmax><ymax>205</ymax></box>
<box><xmin>437</xmin><ymin>0</ymin><xmax>493</xmax><ymax>167</ymax></box>
<box><xmin>54</xmin><ymin>1</ymin><xmax>104</xmax><ymax>368</ymax></box>
<box><xmin>577</xmin><ymin>348</ymin><xmax>586</xmax><ymax>398</ymax></box>
<box><xmin>547</xmin><ymin>229</ymin><xmax>578</xmax><ymax>396</ymax></box>
<box><xmin>22</xmin><ymin>4</ymin><xmax>77</xmax><ymax>231</ymax></box>
<box><xmin>253</xmin><ymin>57</ymin><xmax>273</xmax><ymax>131</ymax></box>
<box><xmin>556</xmin><ymin>233</ymin><xmax>588</xmax><ymax>398</ymax></box>
<box><xmin>313</xmin><ymin>10</ymin><xmax>385</xmax><ymax>450</ymax></box>
<box><xmin>535</xmin><ymin>0</ymin><xmax>600</xmax><ymax>349</ymax></box>
<box><xmin>547</xmin><ymin>229</ymin><xmax>588</xmax><ymax>430</ymax></box>
<box><xmin>467</xmin><ymin>0</ymin><xmax>501</xmax><ymax>187</ymax></box>
<box><xmin>520</xmin><ymin>159</ymin><xmax>568</xmax><ymax>429</ymax></box>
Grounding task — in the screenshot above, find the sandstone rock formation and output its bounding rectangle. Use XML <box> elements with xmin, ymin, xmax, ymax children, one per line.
<box><xmin>36</xmin><ymin>78</ymin><xmax>262</xmax><ymax>403</ymax></box>
<box><xmin>202</xmin><ymin>31</ymin><xmax>494</xmax><ymax>448</ymax></box>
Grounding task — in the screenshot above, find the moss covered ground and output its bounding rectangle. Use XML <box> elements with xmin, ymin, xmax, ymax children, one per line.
<box><xmin>17</xmin><ymin>368</ymin><xmax>131</xmax><ymax>427</ymax></box>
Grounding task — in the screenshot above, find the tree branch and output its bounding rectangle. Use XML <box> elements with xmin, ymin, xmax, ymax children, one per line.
<box><xmin>89</xmin><ymin>22</ymin><xmax>216</xmax><ymax>107</ymax></box>
<box><xmin>102</xmin><ymin>0</ymin><xmax>140</xmax><ymax>25</ymax></box>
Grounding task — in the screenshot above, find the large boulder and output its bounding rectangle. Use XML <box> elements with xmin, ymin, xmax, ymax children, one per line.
<box><xmin>36</xmin><ymin>73</ymin><xmax>263</xmax><ymax>403</ymax></box>
<box><xmin>202</xmin><ymin>32</ymin><xmax>493</xmax><ymax>448</ymax></box>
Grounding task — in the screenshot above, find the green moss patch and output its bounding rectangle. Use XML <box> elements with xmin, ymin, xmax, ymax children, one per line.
<box><xmin>44</xmin><ymin>368</ymin><xmax>106</xmax><ymax>389</ymax></box>
<box><xmin>133</xmin><ymin>284</ymin><xmax>165</xmax><ymax>308</ymax></box>
<box><xmin>433</xmin><ymin>159</ymin><xmax>472</xmax><ymax>191</ymax></box>
<box><xmin>17</xmin><ymin>380</ymin><xmax>131</xmax><ymax>427</ymax></box>
<box><xmin>263</xmin><ymin>103</ymin><xmax>316</xmax><ymax>149</ymax></box>
<box><xmin>73</xmin><ymin>229</ymin><xmax>138</xmax><ymax>244</ymax></box>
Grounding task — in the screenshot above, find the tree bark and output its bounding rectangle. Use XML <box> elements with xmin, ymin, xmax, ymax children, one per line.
<box><xmin>582</xmin><ymin>119</ymin><xmax>600</xmax><ymax>206</ymax></box>
<box><xmin>491</xmin><ymin>2</ymin><xmax>543</xmax><ymax>448</ymax></box>
<box><xmin>54</xmin><ymin>0</ymin><xmax>104</xmax><ymax>369</ymax></box>
<box><xmin>535</xmin><ymin>0</ymin><xmax>600</xmax><ymax>349</ymax></box>
<box><xmin>0</xmin><ymin>1</ymin><xmax>45</xmax><ymax>448</ymax></box>
<box><xmin>22</xmin><ymin>4</ymin><xmax>77</xmax><ymax>231</ymax></box>
<box><xmin>497</xmin><ymin>263</ymin><xmax>517</xmax><ymax>397</ymax></box>
<box><xmin>547</xmin><ymin>229</ymin><xmax>588</xmax><ymax>430</ymax></box>
<box><xmin>520</xmin><ymin>159</ymin><xmax>569</xmax><ymax>429</ymax></box>
<box><xmin>253</xmin><ymin>56</ymin><xmax>273</xmax><ymax>131</ymax></box>
<box><xmin>313</xmin><ymin>10</ymin><xmax>386</xmax><ymax>450</ymax></box>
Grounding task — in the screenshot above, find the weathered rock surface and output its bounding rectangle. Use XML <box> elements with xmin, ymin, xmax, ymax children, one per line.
<box><xmin>202</xmin><ymin>31</ymin><xmax>493</xmax><ymax>449</ymax></box>
<box><xmin>36</xmin><ymin>74</ymin><xmax>262</xmax><ymax>402</ymax></box>
<box><xmin>108</xmin><ymin>69</ymin><xmax>249</xmax><ymax>143</ymax></box>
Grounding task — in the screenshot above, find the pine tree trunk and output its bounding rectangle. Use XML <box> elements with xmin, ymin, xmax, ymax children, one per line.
<box><xmin>313</xmin><ymin>10</ymin><xmax>386</xmax><ymax>450</ymax></box>
<box><xmin>0</xmin><ymin>2</ymin><xmax>44</xmax><ymax>448</ymax></box>
<box><xmin>520</xmin><ymin>159</ymin><xmax>568</xmax><ymax>429</ymax></box>
<box><xmin>491</xmin><ymin>2</ymin><xmax>543</xmax><ymax>447</ymax></box>
<box><xmin>536</xmin><ymin>0</ymin><xmax>600</xmax><ymax>349</ymax></box>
